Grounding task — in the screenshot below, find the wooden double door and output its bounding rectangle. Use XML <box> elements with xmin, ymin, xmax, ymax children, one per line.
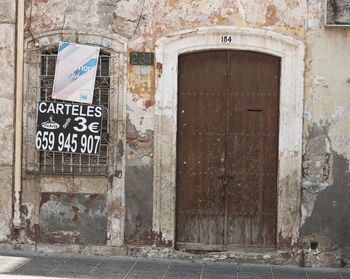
<box><xmin>176</xmin><ymin>50</ymin><xmax>280</xmax><ymax>250</ymax></box>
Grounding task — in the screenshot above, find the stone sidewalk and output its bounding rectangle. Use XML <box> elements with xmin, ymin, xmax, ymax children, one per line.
<box><xmin>0</xmin><ymin>250</ymin><xmax>349</xmax><ymax>279</ymax></box>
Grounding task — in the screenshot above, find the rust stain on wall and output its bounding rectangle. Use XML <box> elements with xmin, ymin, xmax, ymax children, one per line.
<box><xmin>265</xmin><ymin>5</ymin><xmax>278</xmax><ymax>26</ymax></box>
<box><xmin>144</xmin><ymin>99</ymin><xmax>153</xmax><ymax>110</ymax></box>
<box><xmin>26</xmin><ymin>220</ymin><xmax>40</xmax><ymax>243</ymax></box>
<box><xmin>278</xmin><ymin>231</ymin><xmax>299</xmax><ymax>249</ymax></box>
<box><xmin>90</xmin><ymin>194</ymin><xmax>98</xmax><ymax>200</ymax></box>
<box><xmin>20</xmin><ymin>203</ymin><xmax>41</xmax><ymax>243</ymax></box>
<box><xmin>32</xmin><ymin>0</ymin><xmax>49</xmax><ymax>6</ymax></box>
<box><xmin>107</xmin><ymin>197</ymin><xmax>123</xmax><ymax>219</ymax></box>
<box><xmin>128</xmin><ymin>215</ymin><xmax>143</xmax><ymax>241</ymax></box>
<box><xmin>39</xmin><ymin>193</ymin><xmax>51</xmax><ymax>208</ymax></box>
<box><xmin>40</xmin><ymin>193</ymin><xmax>62</xmax><ymax>208</ymax></box>
<box><xmin>156</xmin><ymin>62</ymin><xmax>162</xmax><ymax>78</ymax></box>
<box><xmin>142</xmin><ymin>229</ymin><xmax>173</xmax><ymax>247</ymax></box>
<box><xmin>41</xmin><ymin>231</ymin><xmax>83</xmax><ymax>244</ymax></box>
<box><xmin>72</xmin><ymin>206</ymin><xmax>79</xmax><ymax>222</ymax></box>
<box><xmin>287</xmin><ymin>0</ymin><xmax>300</xmax><ymax>8</ymax></box>
<box><xmin>40</xmin><ymin>193</ymin><xmax>107</xmax><ymax>244</ymax></box>
<box><xmin>127</xmin><ymin>55</ymin><xmax>155</xmax><ymax>112</ymax></box>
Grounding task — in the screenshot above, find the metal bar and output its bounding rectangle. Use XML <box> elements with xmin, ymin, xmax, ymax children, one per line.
<box><xmin>13</xmin><ymin>0</ymin><xmax>25</xmax><ymax>229</ymax></box>
<box><xmin>70</xmin><ymin>153</ymin><xmax>73</xmax><ymax>173</ymax></box>
<box><xmin>37</xmin><ymin>49</ymin><xmax>113</xmax><ymax>175</ymax></box>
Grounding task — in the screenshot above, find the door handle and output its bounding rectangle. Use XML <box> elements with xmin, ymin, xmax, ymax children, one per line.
<box><xmin>217</xmin><ymin>175</ymin><xmax>233</xmax><ymax>185</ymax></box>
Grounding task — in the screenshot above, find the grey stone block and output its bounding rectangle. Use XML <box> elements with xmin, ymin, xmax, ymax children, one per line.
<box><xmin>272</xmin><ymin>266</ymin><xmax>307</xmax><ymax>279</ymax></box>
<box><xmin>306</xmin><ymin>269</ymin><xmax>342</xmax><ymax>279</ymax></box>
<box><xmin>202</xmin><ymin>262</ymin><xmax>237</xmax><ymax>279</ymax></box>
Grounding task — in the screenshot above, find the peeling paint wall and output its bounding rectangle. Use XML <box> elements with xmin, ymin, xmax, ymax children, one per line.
<box><xmin>20</xmin><ymin>175</ymin><xmax>110</xmax><ymax>244</ymax></box>
<box><xmin>301</xmin><ymin>126</ymin><xmax>333</xmax><ymax>224</ymax></box>
<box><xmin>9</xmin><ymin>0</ymin><xmax>308</xmax><ymax>248</ymax></box>
<box><xmin>301</xmin><ymin>152</ymin><xmax>350</xmax><ymax>259</ymax></box>
<box><xmin>301</xmin><ymin>0</ymin><xmax>350</xmax><ymax>264</ymax></box>
<box><xmin>124</xmin><ymin>113</ymin><xmax>154</xmax><ymax>244</ymax></box>
<box><xmin>39</xmin><ymin>193</ymin><xmax>107</xmax><ymax>244</ymax></box>
<box><xmin>20</xmin><ymin>26</ymin><xmax>127</xmax><ymax>246</ymax></box>
<box><xmin>125</xmin><ymin>165</ymin><xmax>153</xmax><ymax>244</ymax></box>
<box><xmin>0</xmin><ymin>0</ymin><xmax>348</xmax><ymax>267</ymax></box>
<box><xmin>0</xmin><ymin>0</ymin><xmax>15</xmax><ymax>242</ymax></box>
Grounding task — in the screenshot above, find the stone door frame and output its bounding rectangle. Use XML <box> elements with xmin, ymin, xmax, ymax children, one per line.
<box><xmin>153</xmin><ymin>26</ymin><xmax>305</xmax><ymax>249</ymax></box>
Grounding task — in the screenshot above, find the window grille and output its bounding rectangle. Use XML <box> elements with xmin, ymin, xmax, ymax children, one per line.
<box><xmin>37</xmin><ymin>46</ymin><xmax>111</xmax><ymax>175</ymax></box>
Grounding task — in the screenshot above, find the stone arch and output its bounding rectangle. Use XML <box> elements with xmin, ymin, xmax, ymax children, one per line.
<box><xmin>153</xmin><ymin>26</ymin><xmax>305</xmax><ymax>249</ymax></box>
<box><xmin>23</xmin><ymin>30</ymin><xmax>128</xmax><ymax>246</ymax></box>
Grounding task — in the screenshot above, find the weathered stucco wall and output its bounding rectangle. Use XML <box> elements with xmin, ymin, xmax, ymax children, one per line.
<box><xmin>20</xmin><ymin>28</ymin><xmax>127</xmax><ymax>248</ymax></box>
<box><xmin>39</xmin><ymin>193</ymin><xmax>107</xmax><ymax>244</ymax></box>
<box><xmin>19</xmin><ymin>0</ymin><xmax>308</xmax><ymax>248</ymax></box>
<box><xmin>0</xmin><ymin>0</ymin><xmax>347</xmax><ymax>267</ymax></box>
<box><xmin>0</xmin><ymin>0</ymin><xmax>15</xmax><ymax>242</ymax></box>
<box><xmin>125</xmin><ymin>0</ymin><xmax>307</xmax><ymax>246</ymax></box>
<box><xmin>301</xmin><ymin>0</ymin><xmax>350</xmax><ymax>265</ymax></box>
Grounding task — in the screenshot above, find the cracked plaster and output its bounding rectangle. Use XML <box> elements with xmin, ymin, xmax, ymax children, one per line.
<box><xmin>0</xmin><ymin>0</ymin><xmax>346</xmax><ymax>266</ymax></box>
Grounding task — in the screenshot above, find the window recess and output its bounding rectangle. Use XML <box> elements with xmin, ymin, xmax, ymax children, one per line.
<box><xmin>36</xmin><ymin>46</ymin><xmax>112</xmax><ymax>175</ymax></box>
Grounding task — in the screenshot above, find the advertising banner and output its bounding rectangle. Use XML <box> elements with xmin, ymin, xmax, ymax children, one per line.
<box><xmin>35</xmin><ymin>101</ymin><xmax>103</xmax><ymax>155</ymax></box>
<box><xmin>52</xmin><ymin>42</ymin><xmax>100</xmax><ymax>104</ymax></box>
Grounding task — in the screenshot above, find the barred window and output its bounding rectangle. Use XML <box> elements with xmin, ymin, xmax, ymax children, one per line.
<box><xmin>38</xmin><ymin>46</ymin><xmax>110</xmax><ymax>175</ymax></box>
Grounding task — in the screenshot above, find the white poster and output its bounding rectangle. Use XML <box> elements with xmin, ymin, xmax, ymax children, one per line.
<box><xmin>52</xmin><ymin>42</ymin><xmax>100</xmax><ymax>104</ymax></box>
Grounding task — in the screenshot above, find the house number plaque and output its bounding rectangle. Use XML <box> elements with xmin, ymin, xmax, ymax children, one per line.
<box><xmin>129</xmin><ymin>52</ymin><xmax>154</xmax><ymax>65</ymax></box>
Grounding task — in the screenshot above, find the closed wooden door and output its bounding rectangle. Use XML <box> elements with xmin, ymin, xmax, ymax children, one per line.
<box><xmin>176</xmin><ymin>50</ymin><xmax>280</xmax><ymax>250</ymax></box>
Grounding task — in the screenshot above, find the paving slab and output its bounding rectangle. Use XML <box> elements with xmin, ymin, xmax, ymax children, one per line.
<box><xmin>306</xmin><ymin>269</ymin><xmax>342</xmax><ymax>279</ymax></box>
<box><xmin>130</xmin><ymin>260</ymin><xmax>169</xmax><ymax>277</ymax></box>
<box><xmin>9</xmin><ymin>268</ymin><xmax>51</xmax><ymax>276</ymax></box>
<box><xmin>20</xmin><ymin>257</ymin><xmax>67</xmax><ymax>270</ymax></box>
<box><xmin>0</xmin><ymin>255</ymin><xmax>32</xmax><ymax>274</ymax></box>
<box><xmin>202</xmin><ymin>262</ymin><xmax>237</xmax><ymax>279</ymax></box>
<box><xmin>340</xmin><ymin>269</ymin><xmax>350</xmax><ymax>279</ymax></box>
<box><xmin>271</xmin><ymin>265</ymin><xmax>307</xmax><ymax>279</ymax></box>
<box><xmin>238</xmin><ymin>263</ymin><xmax>273</xmax><ymax>279</ymax></box>
<box><xmin>93</xmin><ymin>258</ymin><xmax>136</xmax><ymax>276</ymax></box>
<box><xmin>0</xmin><ymin>250</ymin><xmax>349</xmax><ymax>279</ymax></box>
<box><xmin>165</xmin><ymin>261</ymin><xmax>204</xmax><ymax>279</ymax></box>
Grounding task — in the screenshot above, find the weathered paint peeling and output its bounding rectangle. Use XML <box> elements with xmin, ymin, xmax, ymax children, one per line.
<box><xmin>301</xmin><ymin>152</ymin><xmax>350</xmax><ymax>261</ymax></box>
<box><xmin>40</xmin><ymin>193</ymin><xmax>107</xmax><ymax>245</ymax></box>
<box><xmin>278</xmin><ymin>232</ymin><xmax>299</xmax><ymax>250</ymax></box>
<box><xmin>141</xmin><ymin>229</ymin><xmax>173</xmax><ymax>247</ymax></box>
<box><xmin>32</xmin><ymin>0</ymin><xmax>49</xmax><ymax>6</ymax></box>
<box><xmin>0</xmin><ymin>0</ymin><xmax>346</xmax><ymax>268</ymax></box>
<box><xmin>265</xmin><ymin>5</ymin><xmax>278</xmax><ymax>26</ymax></box>
<box><xmin>125</xmin><ymin>165</ymin><xmax>153</xmax><ymax>244</ymax></box>
<box><xmin>106</xmin><ymin>177</ymin><xmax>125</xmax><ymax>246</ymax></box>
<box><xmin>26</xmin><ymin>220</ymin><xmax>40</xmax><ymax>243</ymax></box>
<box><xmin>301</xmin><ymin>125</ymin><xmax>334</xmax><ymax>225</ymax></box>
<box><xmin>156</xmin><ymin>62</ymin><xmax>162</xmax><ymax>78</ymax></box>
<box><xmin>126</xmin><ymin>115</ymin><xmax>153</xmax><ymax>165</ymax></box>
<box><xmin>277</xmin><ymin>173</ymin><xmax>301</xmax><ymax>249</ymax></box>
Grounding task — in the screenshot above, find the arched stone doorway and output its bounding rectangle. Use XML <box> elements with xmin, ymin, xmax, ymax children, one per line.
<box><xmin>153</xmin><ymin>26</ymin><xmax>305</xmax><ymax>250</ymax></box>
